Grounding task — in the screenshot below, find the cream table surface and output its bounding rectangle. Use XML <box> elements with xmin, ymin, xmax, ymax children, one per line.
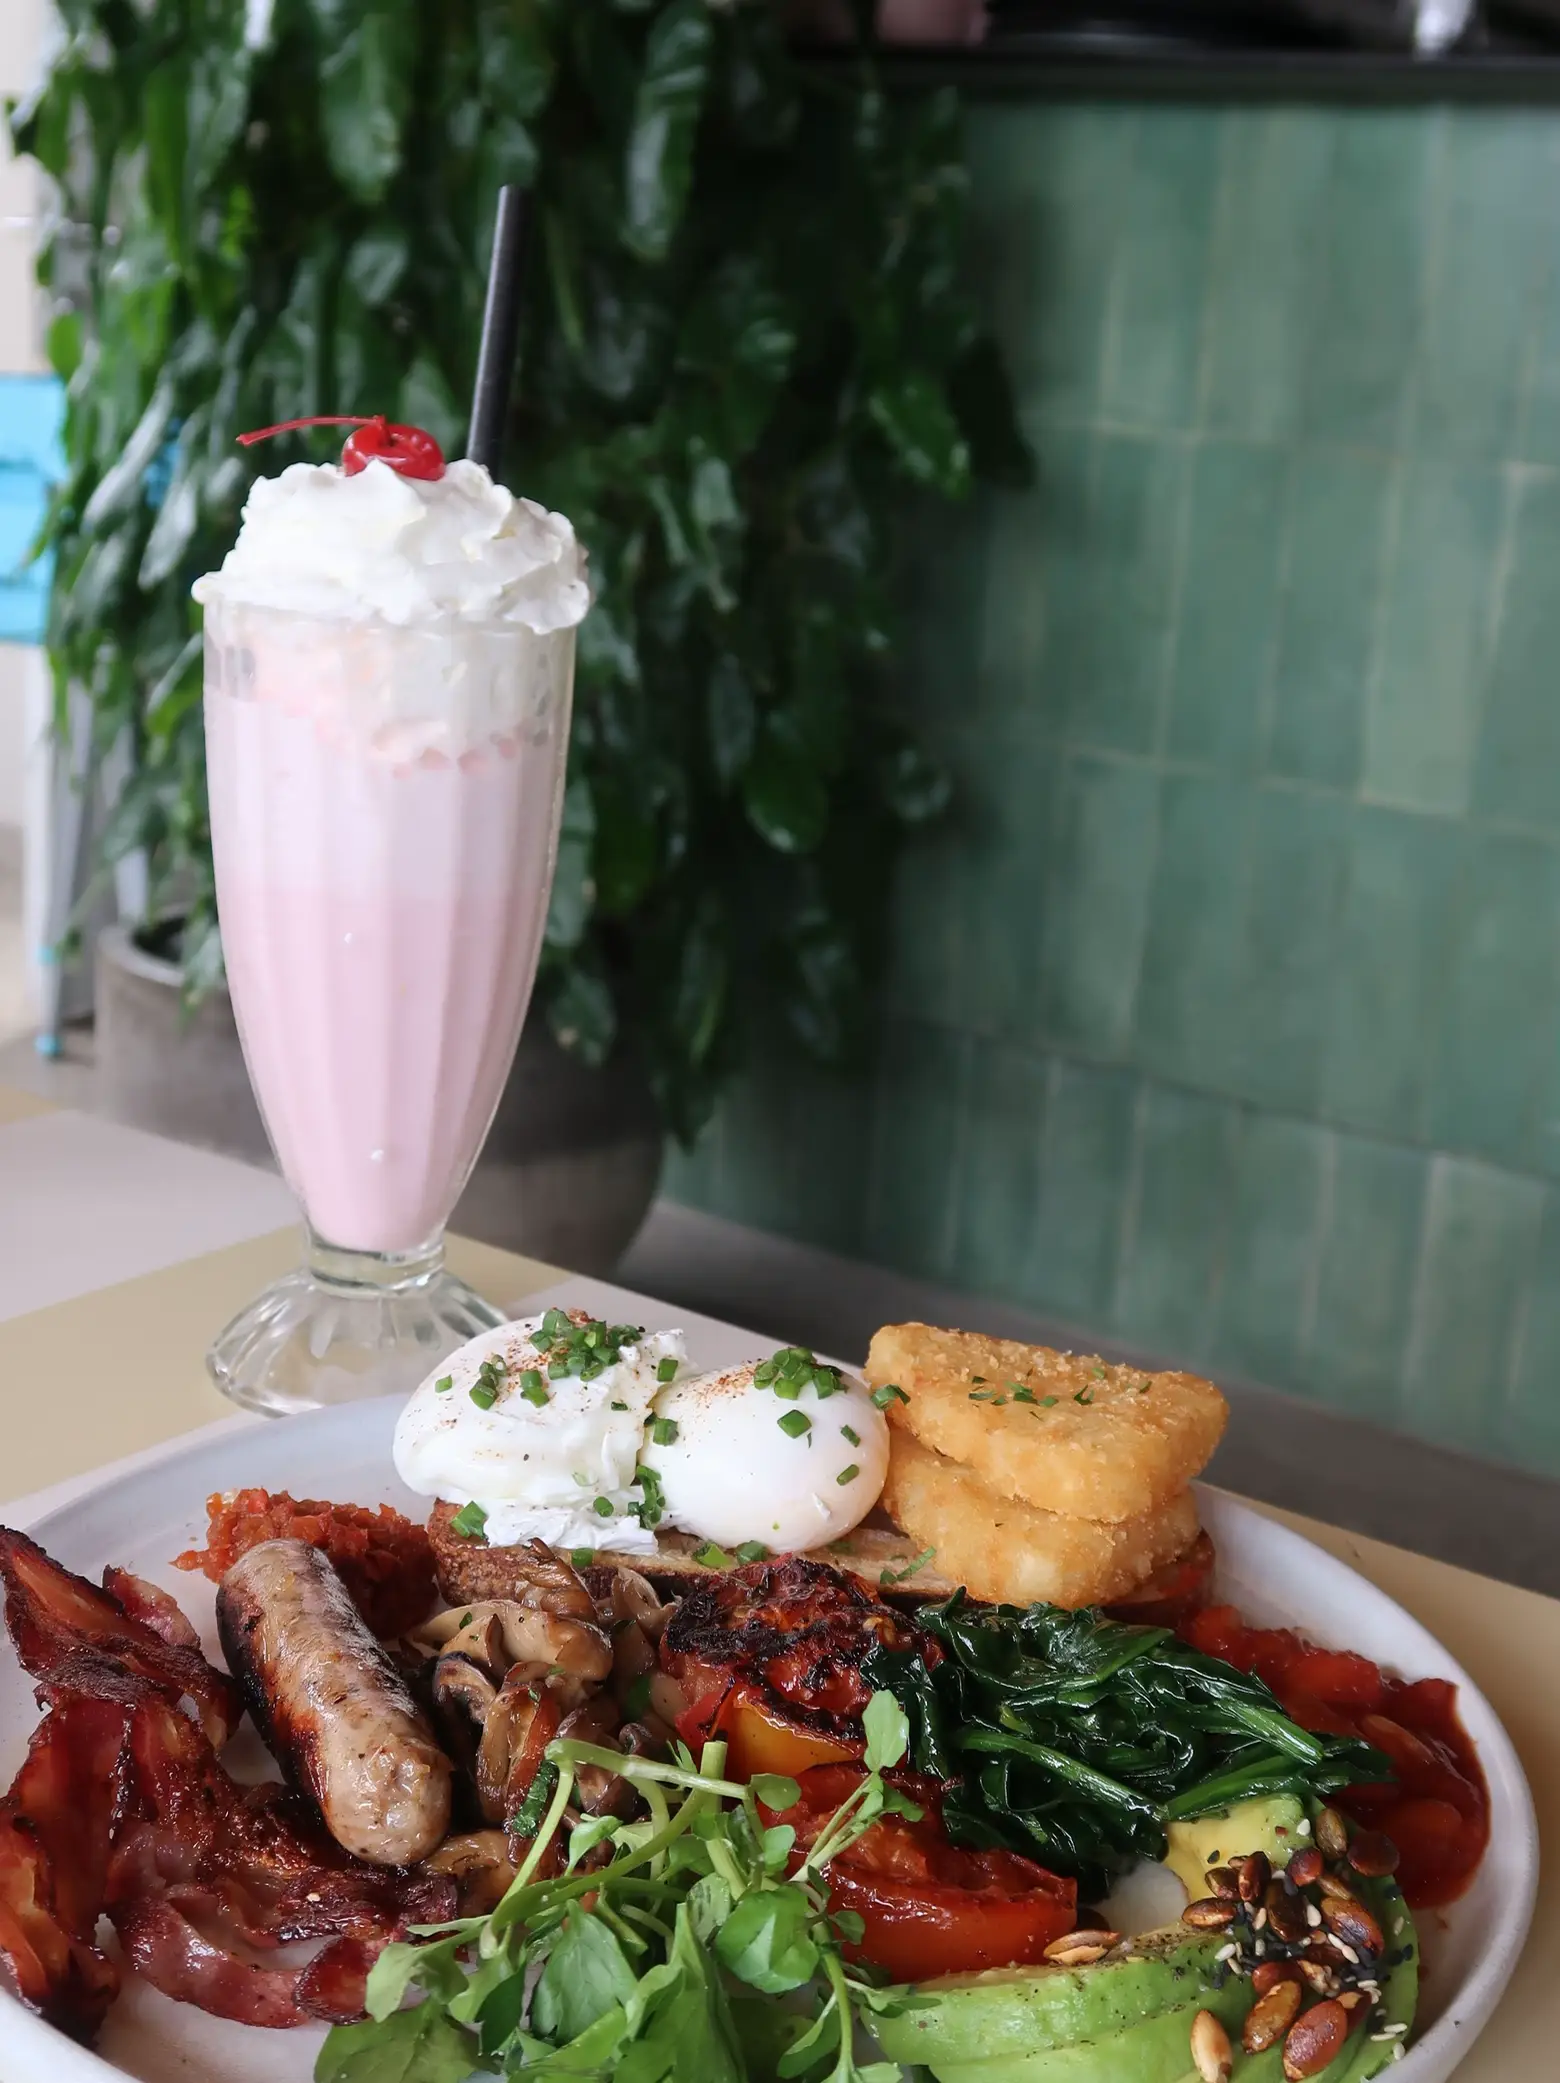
<box><xmin>0</xmin><ymin>1088</ymin><xmax>1550</xmax><ymax>2080</ymax></box>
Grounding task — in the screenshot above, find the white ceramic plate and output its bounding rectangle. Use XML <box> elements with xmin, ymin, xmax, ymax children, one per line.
<box><xmin>0</xmin><ymin>1376</ymin><xmax>1537</xmax><ymax>2082</ymax></box>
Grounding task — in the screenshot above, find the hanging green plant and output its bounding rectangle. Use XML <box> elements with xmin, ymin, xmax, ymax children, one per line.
<box><xmin>10</xmin><ymin>0</ymin><xmax>1029</xmax><ymax>1138</ymax></box>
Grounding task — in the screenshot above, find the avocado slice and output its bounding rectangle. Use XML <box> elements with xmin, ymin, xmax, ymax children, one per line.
<box><xmin>870</xmin><ymin>1927</ymin><xmax>1230</xmax><ymax>2071</ymax></box>
<box><xmin>1163</xmin><ymin>1794</ymin><xmax>1306</xmax><ymax>1898</ymax></box>
<box><xmin>874</xmin><ymin>1874</ymin><xmax>1417</xmax><ymax>2083</ymax></box>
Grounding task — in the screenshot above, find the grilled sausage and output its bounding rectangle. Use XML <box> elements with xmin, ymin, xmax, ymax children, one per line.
<box><xmin>216</xmin><ymin>1539</ymin><xmax>451</xmax><ymax>1865</ymax></box>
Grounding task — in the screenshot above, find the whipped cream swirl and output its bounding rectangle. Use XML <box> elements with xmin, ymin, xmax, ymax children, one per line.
<box><xmin>193</xmin><ymin>457</ymin><xmax>589</xmax><ymax>632</ymax></box>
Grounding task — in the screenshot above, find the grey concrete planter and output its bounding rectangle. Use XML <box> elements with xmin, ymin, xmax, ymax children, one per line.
<box><xmin>94</xmin><ymin>923</ymin><xmax>663</xmax><ymax>1274</ymax></box>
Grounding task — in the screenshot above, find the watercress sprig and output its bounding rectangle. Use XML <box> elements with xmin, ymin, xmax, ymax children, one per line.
<box><xmin>315</xmin><ymin>1694</ymin><xmax>919</xmax><ymax>2083</ymax></box>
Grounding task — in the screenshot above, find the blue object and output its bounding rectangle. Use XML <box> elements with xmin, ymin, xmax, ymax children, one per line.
<box><xmin>0</xmin><ymin>374</ymin><xmax>65</xmax><ymax>647</ymax></box>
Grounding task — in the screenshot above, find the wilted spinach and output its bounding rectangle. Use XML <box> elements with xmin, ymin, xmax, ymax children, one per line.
<box><xmin>866</xmin><ymin>1596</ymin><xmax>1390</xmax><ymax>1901</ymax></box>
<box><xmin>9</xmin><ymin>0</ymin><xmax>1027</xmax><ymax>1133</ymax></box>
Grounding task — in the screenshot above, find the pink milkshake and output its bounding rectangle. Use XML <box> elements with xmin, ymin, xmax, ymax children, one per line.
<box><xmin>194</xmin><ymin>440</ymin><xmax>589</xmax><ymax>1412</ymax></box>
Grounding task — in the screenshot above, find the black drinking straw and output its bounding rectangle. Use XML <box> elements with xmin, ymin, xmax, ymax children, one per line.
<box><xmin>466</xmin><ymin>184</ymin><xmax>531</xmax><ymax>476</ymax></box>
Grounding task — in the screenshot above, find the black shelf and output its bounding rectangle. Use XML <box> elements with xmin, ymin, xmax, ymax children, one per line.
<box><xmin>813</xmin><ymin>40</ymin><xmax>1560</xmax><ymax>100</ymax></box>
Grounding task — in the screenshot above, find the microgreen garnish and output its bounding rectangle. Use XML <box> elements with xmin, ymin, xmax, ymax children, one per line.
<box><xmin>318</xmin><ymin>1699</ymin><xmax>917</xmax><ymax>2083</ymax></box>
<box><xmin>870</xmin><ymin>1383</ymin><xmax>908</xmax><ymax>1409</ymax></box>
<box><xmin>449</xmin><ymin>1501</ymin><xmax>488</xmax><ymax>1541</ymax></box>
<box><xmin>777</xmin><ymin>1410</ymin><xmax>811</xmax><ymax>1440</ymax></box>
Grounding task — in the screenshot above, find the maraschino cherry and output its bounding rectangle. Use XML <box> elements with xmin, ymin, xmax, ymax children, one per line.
<box><xmin>236</xmin><ymin>414</ymin><xmax>446</xmax><ymax>481</ymax></box>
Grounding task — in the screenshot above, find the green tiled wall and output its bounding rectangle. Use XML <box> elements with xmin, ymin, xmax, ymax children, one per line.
<box><xmin>668</xmin><ymin>100</ymin><xmax>1560</xmax><ymax>1474</ymax></box>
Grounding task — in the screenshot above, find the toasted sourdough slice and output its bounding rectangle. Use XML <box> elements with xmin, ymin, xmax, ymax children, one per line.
<box><xmin>865</xmin><ymin>1322</ymin><xmax>1226</xmax><ymax>1523</ymax></box>
<box><xmin>881</xmin><ymin>1432</ymin><xmax>1200</xmax><ymax>1609</ymax></box>
<box><xmin>427</xmin><ymin>1501</ymin><xmax>961</xmax><ymax>1608</ymax></box>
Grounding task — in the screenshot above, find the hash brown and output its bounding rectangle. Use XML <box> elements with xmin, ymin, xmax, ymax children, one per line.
<box><xmin>865</xmin><ymin>1323</ymin><xmax>1226</xmax><ymax>1523</ymax></box>
<box><xmin>880</xmin><ymin>1431</ymin><xmax>1200</xmax><ymax>1609</ymax></box>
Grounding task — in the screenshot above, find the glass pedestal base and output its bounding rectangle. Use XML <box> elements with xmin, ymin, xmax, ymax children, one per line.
<box><xmin>206</xmin><ymin>1229</ymin><xmax>504</xmax><ymax>1416</ymax></box>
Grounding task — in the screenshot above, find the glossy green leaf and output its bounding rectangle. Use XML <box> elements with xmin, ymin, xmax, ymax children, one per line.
<box><xmin>743</xmin><ymin>723</ymin><xmax>828</xmax><ymax>857</ymax></box>
<box><xmin>878</xmin><ymin>740</ymin><xmax>951</xmax><ymax>825</ymax></box>
<box><xmin>319</xmin><ymin>13</ymin><xmax>414</xmax><ymax>204</ymax></box>
<box><xmin>947</xmin><ymin>332</ymin><xmax>1034</xmax><ymax>492</ymax></box>
<box><xmin>345</xmin><ymin>225</ymin><xmax>410</xmax><ymax>308</ymax></box>
<box><xmin>547</xmin><ymin>772</ymin><xmax>597</xmax><ymax>950</ymax></box>
<box><xmin>622</xmin><ymin>0</ymin><xmax>713</xmax><ymax>262</ymax></box>
<box><xmin>868</xmin><ymin>371</ymin><xmax>972</xmax><ymax>497</ymax></box>
<box><xmin>478</xmin><ymin>0</ymin><xmax>556</xmax><ymax>118</ymax></box>
<box><xmin>706</xmin><ymin>654</ymin><xmax>755</xmax><ymax>786</ymax></box>
<box><xmin>532</xmin><ymin>1905</ymin><xmax>638</xmax><ymax>2043</ymax></box>
<box><xmin>548</xmin><ymin>960</ymin><xmax>617</xmax><ymax>1066</ymax></box>
<box><xmin>81</xmin><ymin>382</ymin><xmax>174</xmax><ymax>532</ymax></box>
<box><xmin>397</xmin><ymin>353</ymin><xmax>465</xmax><ymax>458</ymax></box>
<box><xmin>313</xmin><ymin>2002</ymin><xmax>478</xmax><ymax>2083</ymax></box>
<box><xmin>714</xmin><ymin>1886</ymin><xmax>819</xmax><ymax>1995</ymax></box>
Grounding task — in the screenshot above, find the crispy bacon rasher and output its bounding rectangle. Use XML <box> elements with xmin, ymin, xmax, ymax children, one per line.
<box><xmin>0</xmin><ymin>1529</ymin><xmax>239</xmax><ymax>1748</ymax></box>
<box><xmin>0</xmin><ymin>1527</ymin><xmax>455</xmax><ymax>2043</ymax></box>
<box><xmin>0</xmin><ymin>1692</ymin><xmax>125</xmax><ymax>2041</ymax></box>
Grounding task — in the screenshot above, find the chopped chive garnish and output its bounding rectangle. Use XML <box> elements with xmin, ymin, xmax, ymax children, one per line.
<box><xmin>773</xmin><ymin>1375</ymin><xmax>802</xmax><ymax>1401</ymax></box>
<box><xmin>610</xmin><ymin>1400</ymin><xmax>629</xmax><ymax>1411</ymax></box>
<box><xmin>469</xmin><ymin>1381</ymin><xmax>498</xmax><ymax>1410</ymax></box>
<box><xmin>1009</xmin><ymin>1383</ymin><xmax>1036</xmax><ymax>1403</ymax></box>
<box><xmin>1040</xmin><ymin>1395</ymin><xmax>1059</xmax><ymax>1408</ymax></box>
<box><xmin>1074</xmin><ymin>1389</ymin><xmax>1094</xmax><ymax>1406</ymax></box>
<box><xmin>592</xmin><ymin>1496</ymin><xmax>614</xmax><ymax>1517</ymax></box>
<box><xmin>734</xmin><ymin>1540</ymin><xmax>769</xmax><ymax>1563</ymax></box>
<box><xmin>520</xmin><ymin>1367</ymin><xmax>543</xmax><ymax>1392</ymax></box>
<box><xmin>694</xmin><ymin>1541</ymin><xmax>734</xmax><ymax>1569</ymax></box>
<box><xmin>650</xmin><ymin>1416</ymin><xmax>679</xmax><ymax>1446</ymax></box>
<box><xmin>434</xmin><ymin>1374</ymin><xmax>453</xmax><ymax>1393</ymax></box>
<box><xmin>656</xmin><ymin>1356</ymin><xmax>678</xmax><ymax>1383</ymax></box>
<box><xmin>880</xmin><ymin>1545</ymin><xmax>936</xmax><ymax>1585</ymax></box>
<box><xmin>753</xmin><ymin>1361</ymin><xmax>778</xmax><ymax>1385</ymax></box>
<box><xmin>520</xmin><ymin>1377</ymin><xmax>549</xmax><ymax>1408</ymax></box>
<box><xmin>570</xmin><ymin>1548</ymin><xmax>594</xmax><ymax>1570</ymax></box>
<box><xmin>548</xmin><ymin>1359</ymin><xmax>569</xmax><ymax>1379</ymax></box>
<box><xmin>778</xmin><ymin>1410</ymin><xmax>811</xmax><ymax>1439</ymax></box>
<box><xmin>841</xmin><ymin>1424</ymin><xmax>861</xmax><ymax>1447</ymax></box>
<box><xmin>871</xmin><ymin>1383</ymin><xmax>908</xmax><ymax>1410</ymax></box>
<box><xmin>632</xmin><ymin>1465</ymin><xmax>666</xmax><ymax>1529</ymax></box>
<box><xmin>450</xmin><ymin>1501</ymin><xmax>488</xmax><ymax>1541</ymax></box>
<box><xmin>836</xmin><ymin>1463</ymin><xmax>860</xmax><ymax>1486</ymax></box>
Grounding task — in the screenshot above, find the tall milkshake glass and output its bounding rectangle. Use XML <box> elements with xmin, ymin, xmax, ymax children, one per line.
<box><xmin>195</xmin><ymin>439</ymin><xmax>586</xmax><ymax>1412</ymax></box>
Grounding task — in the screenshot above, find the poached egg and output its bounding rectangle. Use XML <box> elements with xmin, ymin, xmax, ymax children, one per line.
<box><xmin>392</xmin><ymin>1311</ymin><xmax>684</xmax><ymax>1555</ymax></box>
<box><xmin>642</xmin><ymin>1351</ymin><xmax>889</xmax><ymax>1552</ymax></box>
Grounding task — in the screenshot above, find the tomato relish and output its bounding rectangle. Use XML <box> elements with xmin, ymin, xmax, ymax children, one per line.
<box><xmin>1179</xmin><ymin>1603</ymin><xmax>1489</xmax><ymax>1908</ymax></box>
<box><xmin>174</xmin><ymin>1488</ymin><xmax>436</xmax><ymax>1639</ymax></box>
